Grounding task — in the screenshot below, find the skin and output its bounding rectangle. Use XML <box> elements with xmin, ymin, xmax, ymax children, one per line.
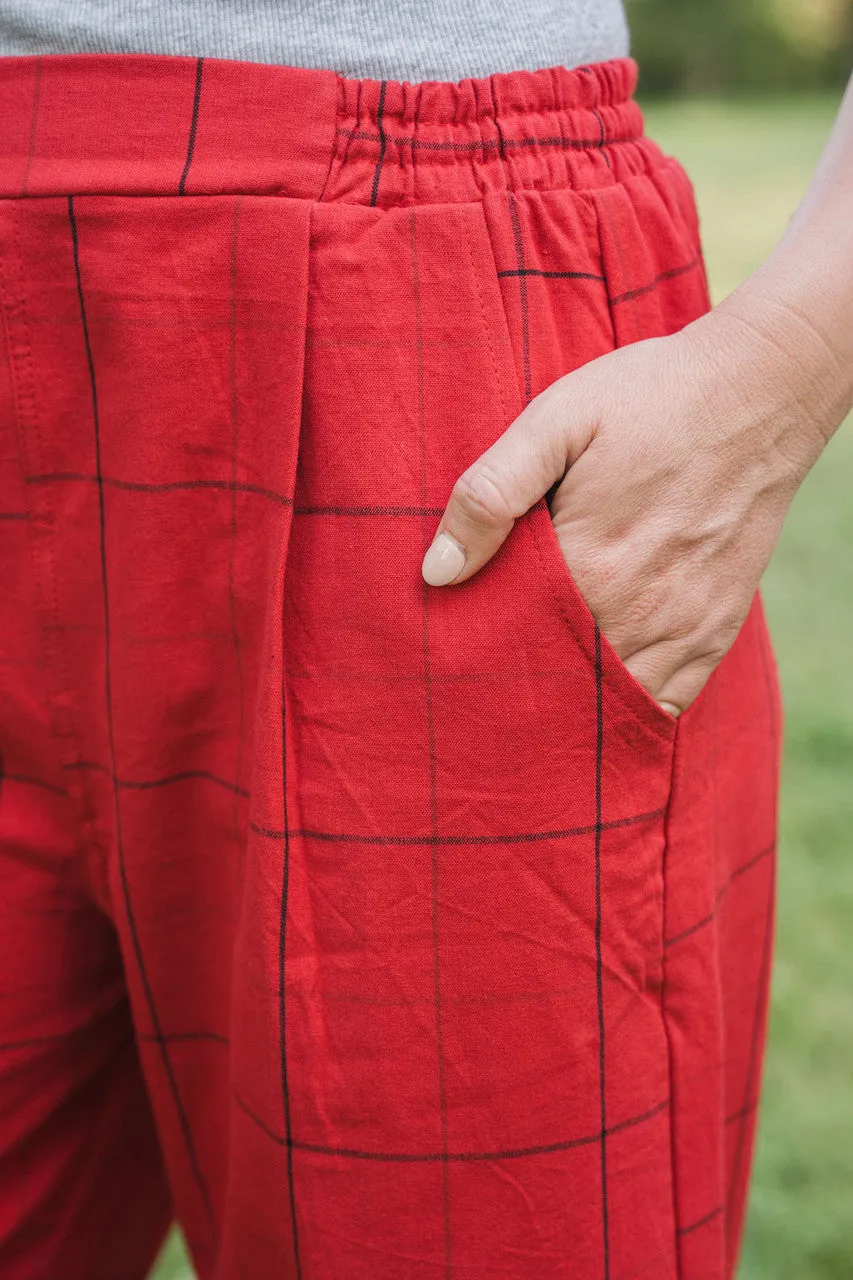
<box><xmin>421</xmin><ymin>70</ymin><xmax>853</xmax><ymax>718</ymax></box>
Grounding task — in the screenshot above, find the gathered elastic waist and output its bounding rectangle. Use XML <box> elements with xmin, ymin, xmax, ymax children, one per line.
<box><xmin>0</xmin><ymin>52</ymin><xmax>656</xmax><ymax>205</ymax></box>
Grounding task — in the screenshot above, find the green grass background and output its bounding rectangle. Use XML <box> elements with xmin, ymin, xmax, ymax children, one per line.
<box><xmin>150</xmin><ymin>95</ymin><xmax>852</xmax><ymax>1279</ymax></box>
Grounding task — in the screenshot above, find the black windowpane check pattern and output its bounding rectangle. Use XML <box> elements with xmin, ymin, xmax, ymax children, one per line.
<box><xmin>0</xmin><ymin>51</ymin><xmax>780</xmax><ymax>1280</ymax></box>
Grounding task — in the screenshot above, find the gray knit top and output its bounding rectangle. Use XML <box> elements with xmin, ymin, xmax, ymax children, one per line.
<box><xmin>0</xmin><ymin>1</ymin><xmax>630</xmax><ymax>83</ymax></box>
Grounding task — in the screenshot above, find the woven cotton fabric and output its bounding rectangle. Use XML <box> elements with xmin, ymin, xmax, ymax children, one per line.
<box><xmin>0</xmin><ymin>53</ymin><xmax>781</xmax><ymax>1280</ymax></box>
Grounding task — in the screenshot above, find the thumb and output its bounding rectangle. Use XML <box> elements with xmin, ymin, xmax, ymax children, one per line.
<box><xmin>421</xmin><ymin>381</ymin><xmax>588</xmax><ymax>587</ymax></box>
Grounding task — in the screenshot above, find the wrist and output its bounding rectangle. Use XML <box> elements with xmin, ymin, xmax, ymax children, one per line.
<box><xmin>721</xmin><ymin>230</ymin><xmax>853</xmax><ymax>444</ymax></box>
<box><xmin>688</xmin><ymin>255</ymin><xmax>852</xmax><ymax>475</ymax></box>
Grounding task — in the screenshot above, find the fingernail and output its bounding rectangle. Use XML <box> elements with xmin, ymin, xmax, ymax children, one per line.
<box><xmin>422</xmin><ymin>532</ymin><xmax>466</xmax><ymax>586</ymax></box>
<box><xmin>659</xmin><ymin>701</ymin><xmax>680</xmax><ymax>718</ymax></box>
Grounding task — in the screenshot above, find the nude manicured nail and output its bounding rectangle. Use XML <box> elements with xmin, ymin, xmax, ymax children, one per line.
<box><xmin>659</xmin><ymin>701</ymin><xmax>680</xmax><ymax>718</ymax></box>
<box><xmin>422</xmin><ymin>532</ymin><xmax>466</xmax><ymax>586</ymax></box>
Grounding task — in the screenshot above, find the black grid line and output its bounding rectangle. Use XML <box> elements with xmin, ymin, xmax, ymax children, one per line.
<box><xmin>5</xmin><ymin>771</ymin><xmax>66</xmax><ymax>797</ymax></box>
<box><xmin>725</xmin><ymin>1101</ymin><xmax>758</xmax><ymax>1128</ymax></box>
<box><xmin>0</xmin><ymin>1029</ymin><xmax>86</xmax><ymax>1053</ymax></box>
<box><xmin>335</xmin><ymin>125</ymin><xmax>638</xmax><ymax>155</ymax></box>
<box><xmin>227</xmin><ymin>197</ymin><xmax>247</xmax><ymax>864</ymax></box>
<box><xmin>10</xmin><ymin>762</ymin><xmax>664</xmax><ymax>841</ymax></box>
<box><xmin>67</xmin><ymin>194</ymin><xmax>216</xmax><ymax>1240</ymax></box>
<box><xmin>278</xmin><ymin>602</ymin><xmax>301</xmax><ymax>1272</ymax></box>
<box><xmin>663</xmin><ymin>842</ymin><xmax>775</xmax><ymax>949</ymax></box>
<box><xmin>593</xmin><ymin>623</ymin><xmax>611</xmax><ymax>1279</ymax></box>
<box><xmin>610</xmin><ymin>258</ymin><xmax>703</xmax><ymax>307</ymax></box>
<box><xmin>497</xmin><ymin>267</ymin><xmax>605</xmax><ymax>283</ymax></box>
<box><xmin>178</xmin><ymin>57</ymin><xmax>204</xmax><ymax>196</ymax></box>
<box><xmin>232</xmin><ymin>1090</ymin><xmax>670</xmax><ymax>1163</ymax></box>
<box><xmin>286</xmin><ymin>664</ymin><xmax>660</xmax><ymax>685</ymax></box>
<box><xmin>26</xmin><ymin>472</ymin><xmax>293</xmax><ymax>505</ymax></box>
<box><xmin>368</xmin><ymin>80</ymin><xmax>388</xmax><ymax>208</ymax></box>
<box><xmin>677</xmin><ymin>1205</ymin><xmax>723</xmax><ymax>1236</ymax></box>
<box><xmin>233</xmin><ymin>1089</ymin><xmax>286</xmax><ymax>1146</ymax></box>
<box><xmin>20</xmin><ymin>54</ymin><xmax>42</xmax><ymax>197</ymax></box>
<box><xmin>488</xmin><ymin>75</ymin><xmax>508</xmax><ymax>162</ymax></box>
<box><xmin>138</xmin><ymin>1030</ymin><xmax>229</xmax><ymax>1047</ymax></box>
<box><xmin>248</xmin><ymin>809</ymin><xmax>667</xmax><ymax>849</ymax></box>
<box><xmin>591</xmin><ymin>108</ymin><xmax>612</xmax><ymax>170</ymax></box>
<box><xmin>507</xmin><ymin>190</ymin><xmax>532</xmax><ymax>404</ymax></box>
<box><xmin>0</xmin><ymin>510</ymin><xmax>28</xmax><ymax>520</ymax></box>
<box><xmin>412</xmin><ymin>207</ymin><xmax>453</xmax><ymax>1279</ymax></box>
<box><xmin>64</xmin><ymin>760</ymin><xmax>251</xmax><ymax>798</ymax></box>
<box><xmin>502</xmin><ymin>240</ymin><xmax>701</xmax><ymax>320</ymax></box>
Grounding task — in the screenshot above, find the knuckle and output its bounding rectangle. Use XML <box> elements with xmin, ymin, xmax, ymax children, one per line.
<box><xmin>696</xmin><ymin>609</ymin><xmax>747</xmax><ymax>664</ymax></box>
<box><xmin>452</xmin><ymin>465</ymin><xmax>517</xmax><ymax>528</ymax></box>
<box><xmin>532</xmin><ymin>382</ymin><xmax>569</xmax><ymax>432</ymax></box>
<box><xmin>696</xmin><ymin>637</ymin><xmax>736</xmax><ymax>671</ymax></box>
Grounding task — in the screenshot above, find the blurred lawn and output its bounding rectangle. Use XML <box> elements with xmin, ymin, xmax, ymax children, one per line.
<box><xmin>150</xmin><ymin>93</ymin><xmax>852</xmax><ymax>1280</ymax></box>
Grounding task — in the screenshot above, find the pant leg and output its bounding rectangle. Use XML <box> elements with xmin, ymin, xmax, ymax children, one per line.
<box><xmin>0</xmin><ymin>396</ymin><xmax>171</xmax><ymax>1279</ymax></box>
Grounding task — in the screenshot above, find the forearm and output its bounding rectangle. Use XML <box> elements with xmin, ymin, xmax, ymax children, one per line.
<box><xmin>701</xmin><ymin>71</ymin><xmax>853</xmax><ymax>463</ymax></box>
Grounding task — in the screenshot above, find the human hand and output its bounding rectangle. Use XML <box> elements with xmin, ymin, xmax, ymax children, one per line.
<box><xmin>421</xmin><ymin>299</ymin><xmax>837</xmax><ymax>717</ymax></box>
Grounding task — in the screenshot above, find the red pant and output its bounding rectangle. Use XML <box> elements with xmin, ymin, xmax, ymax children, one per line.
<box><xmin>0</xmin><ymin>52</ymin><xmax>780</xmax><ymax>1279</ymax></box>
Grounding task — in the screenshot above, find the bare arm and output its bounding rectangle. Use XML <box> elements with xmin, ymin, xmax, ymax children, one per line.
<box><xmin>717</xmin><ymin>70</ymin><xmax>853</xmax><ymax>455</ymax></box>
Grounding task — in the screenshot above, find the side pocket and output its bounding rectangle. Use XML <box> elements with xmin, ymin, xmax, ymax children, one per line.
<box><xmin>468</xmin><ymin>190</ymin><xmax>678</xmax><ymax>741</ymax></box>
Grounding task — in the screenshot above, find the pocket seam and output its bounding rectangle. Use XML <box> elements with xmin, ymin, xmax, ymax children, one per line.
<box><xmin>523</xmin><ymin>501</ymin><xmax>679</xmax><ymax>740</ymax></box>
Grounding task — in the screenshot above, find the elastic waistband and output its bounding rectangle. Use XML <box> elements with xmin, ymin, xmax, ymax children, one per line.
<box><xmin>0</xmin><ymin>53</ymin><xmax>650</xmax><ymax>205</ymax></box>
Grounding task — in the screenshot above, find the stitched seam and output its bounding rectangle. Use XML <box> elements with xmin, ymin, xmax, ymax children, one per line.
<box><xmin>0</xmin><ymin>204</ymin><xmax>98</xmax><ymax>856</ymax></box>
<box><xmin>659</xmin><ymin>719</ymin><xmax>684</xmax><ymax>1277</ymax></box>
<box><xmin>462</xmin><ymin>208</ymin><xmax>515</xmax><ymax>428</ymax></box>
<box><xmin>585</xmin><ymin>190</ymin><xmax>679</xmax><ymax>736</ymax></box>
<box><xmin>524</xmin><ymin>509</ymin><xmax>675</xmax><ymax>740</ymax></box>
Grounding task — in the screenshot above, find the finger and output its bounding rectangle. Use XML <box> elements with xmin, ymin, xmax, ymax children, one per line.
<box><xmin>421</xmin><ymin>383</ymin><xmax>587</xmax><ymax>587</ymax></box>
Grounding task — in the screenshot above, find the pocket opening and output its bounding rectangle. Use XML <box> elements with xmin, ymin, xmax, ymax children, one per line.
<box><xmin>524</xmin><ymin>499</ymin><xmax>679</xmax><ymax>737</ymax></box>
